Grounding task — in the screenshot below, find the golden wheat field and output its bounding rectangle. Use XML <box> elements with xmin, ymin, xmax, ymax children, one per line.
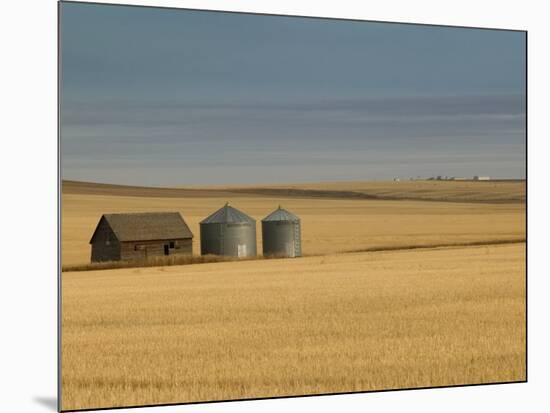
<box><xmin>61</xmin><ymin>180</ymin><xmax>526</xmax><ymax>411</ymax></box>
<box><xmin>62</xmin><ymin>243</ymin><xmax>525</xmax><ymax>410</ymax></box>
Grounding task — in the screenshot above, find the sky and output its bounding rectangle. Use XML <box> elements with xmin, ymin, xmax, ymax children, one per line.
<box><xmin>60</xmin><ymin>2</ymin><xmax>526</xmax><ymax>186</ymax></box>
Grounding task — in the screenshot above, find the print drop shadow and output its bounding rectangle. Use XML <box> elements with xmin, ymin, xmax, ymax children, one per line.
<box><xmin>33</xmin><ymin>396</ymin><xmax>57</xmax><ymax>411</ymax></box>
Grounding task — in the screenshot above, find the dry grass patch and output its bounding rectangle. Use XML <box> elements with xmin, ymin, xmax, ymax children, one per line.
<box><xmin>62</xmin><ymin>254</ymin><xmax>264</xmax><ymax>272</ymax></box>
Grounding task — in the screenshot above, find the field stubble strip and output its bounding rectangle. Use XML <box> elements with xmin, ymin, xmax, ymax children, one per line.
<box><xmin>229</xmin><ymin>187</ymin><xmax>525</xmax><ymax>204</ymax></box>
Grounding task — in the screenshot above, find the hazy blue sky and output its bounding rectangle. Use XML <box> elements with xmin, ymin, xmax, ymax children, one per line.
<box><xmin>60</xmin><ymin>2</ymin><xmax>526</xmax><ymax>186</ymax></box>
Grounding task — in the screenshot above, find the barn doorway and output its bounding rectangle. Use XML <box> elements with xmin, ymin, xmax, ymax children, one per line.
<box><xmin>164</xmin><ymin>245</ymin><xmax>170</xmax><ymax>255</ymax></box>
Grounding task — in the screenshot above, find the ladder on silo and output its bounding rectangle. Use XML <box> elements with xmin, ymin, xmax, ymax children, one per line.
<box><xmin>294</xmin><ymin>221</ymin><xmax>301</xmax><ymax>257</ymax></box>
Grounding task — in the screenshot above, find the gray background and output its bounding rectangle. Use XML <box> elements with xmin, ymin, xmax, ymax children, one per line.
<box><xmin>60</xmin><ymin>3</ymin><xmax>526</xmax><ymax>186</ymax></box>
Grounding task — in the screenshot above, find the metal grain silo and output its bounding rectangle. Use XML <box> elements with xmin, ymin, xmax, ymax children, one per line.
<box><xmin>200</xmin><ymin>203</ymin><xmax>257</xmax><ymax>257</ymax></box>
<box><xmin>262</xmin><ymin>206</ymin><xmax>301</xmax><ymax>258</ymax></box>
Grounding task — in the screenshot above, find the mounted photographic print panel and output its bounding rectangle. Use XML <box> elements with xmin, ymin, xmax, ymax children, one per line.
<box><xmin>59</xmin><ymin>1</ymin><xmax>526</xmax><ymax>411</ymax></box>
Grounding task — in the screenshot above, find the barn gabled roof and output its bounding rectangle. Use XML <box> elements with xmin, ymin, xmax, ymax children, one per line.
<box><xmin>89</xmin><ymin>212</ymin><xmax>193</xmax><ymax>243</ymax></box>
<box><xmin>262</xmin><ymin>205</ymin><xmax>300</xmax><ymax>222</ymax></box>
<box><xmin>200</xmin><ymin>203</ymin><xmax>255</xmax><ymax>224</ymax></box>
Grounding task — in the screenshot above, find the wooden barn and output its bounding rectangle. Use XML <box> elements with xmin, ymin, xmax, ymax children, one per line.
<box><xmin>89</xmin><ymin>212</ymin><xmax>193</xmax><ymax>263</ymax></box>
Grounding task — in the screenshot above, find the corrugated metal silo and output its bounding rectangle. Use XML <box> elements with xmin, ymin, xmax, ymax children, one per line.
<box><xmin>200</xmin><ymin>203</ymin><xmax>257</xmax><ymax>257</ymax></box>
<box><xmin>262</xmin><ymin>206</ymin><xmax>301</xmax><ymax>257</ymax></box>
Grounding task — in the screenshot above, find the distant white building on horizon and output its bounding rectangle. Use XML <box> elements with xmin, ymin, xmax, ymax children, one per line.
<box><xmin>473</xmin><ymin>176</ymin><xmax>491</xmax><ymax>181</ymax></box>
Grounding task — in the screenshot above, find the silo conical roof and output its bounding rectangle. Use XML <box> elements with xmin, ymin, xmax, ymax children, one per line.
<box><xmin>262</xmin><ymin>206</ymin><xmax>300</xmax><ymax>222</ymax></box>
<box><xmin>200</xmin><ymin>203</ymin><xmax>255</xmax><ymax>224</ymax></box>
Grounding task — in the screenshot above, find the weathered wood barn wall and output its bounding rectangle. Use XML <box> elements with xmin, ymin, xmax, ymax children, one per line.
<box><xmin>89</xmin><ymin>212</ymin><xmax>193</xmax><ymax>263</ymax></box>
<box><xmin>119</xmin><ymin>238</ymin><xmax>193</xmax><ymax>261</ymax></box>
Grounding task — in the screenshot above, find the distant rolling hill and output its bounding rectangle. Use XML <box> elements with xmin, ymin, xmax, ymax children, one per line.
<box><xmin>62</xmin><ymin>179</ymin><xmax>526</xmax><ymax>204</ymax></box>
